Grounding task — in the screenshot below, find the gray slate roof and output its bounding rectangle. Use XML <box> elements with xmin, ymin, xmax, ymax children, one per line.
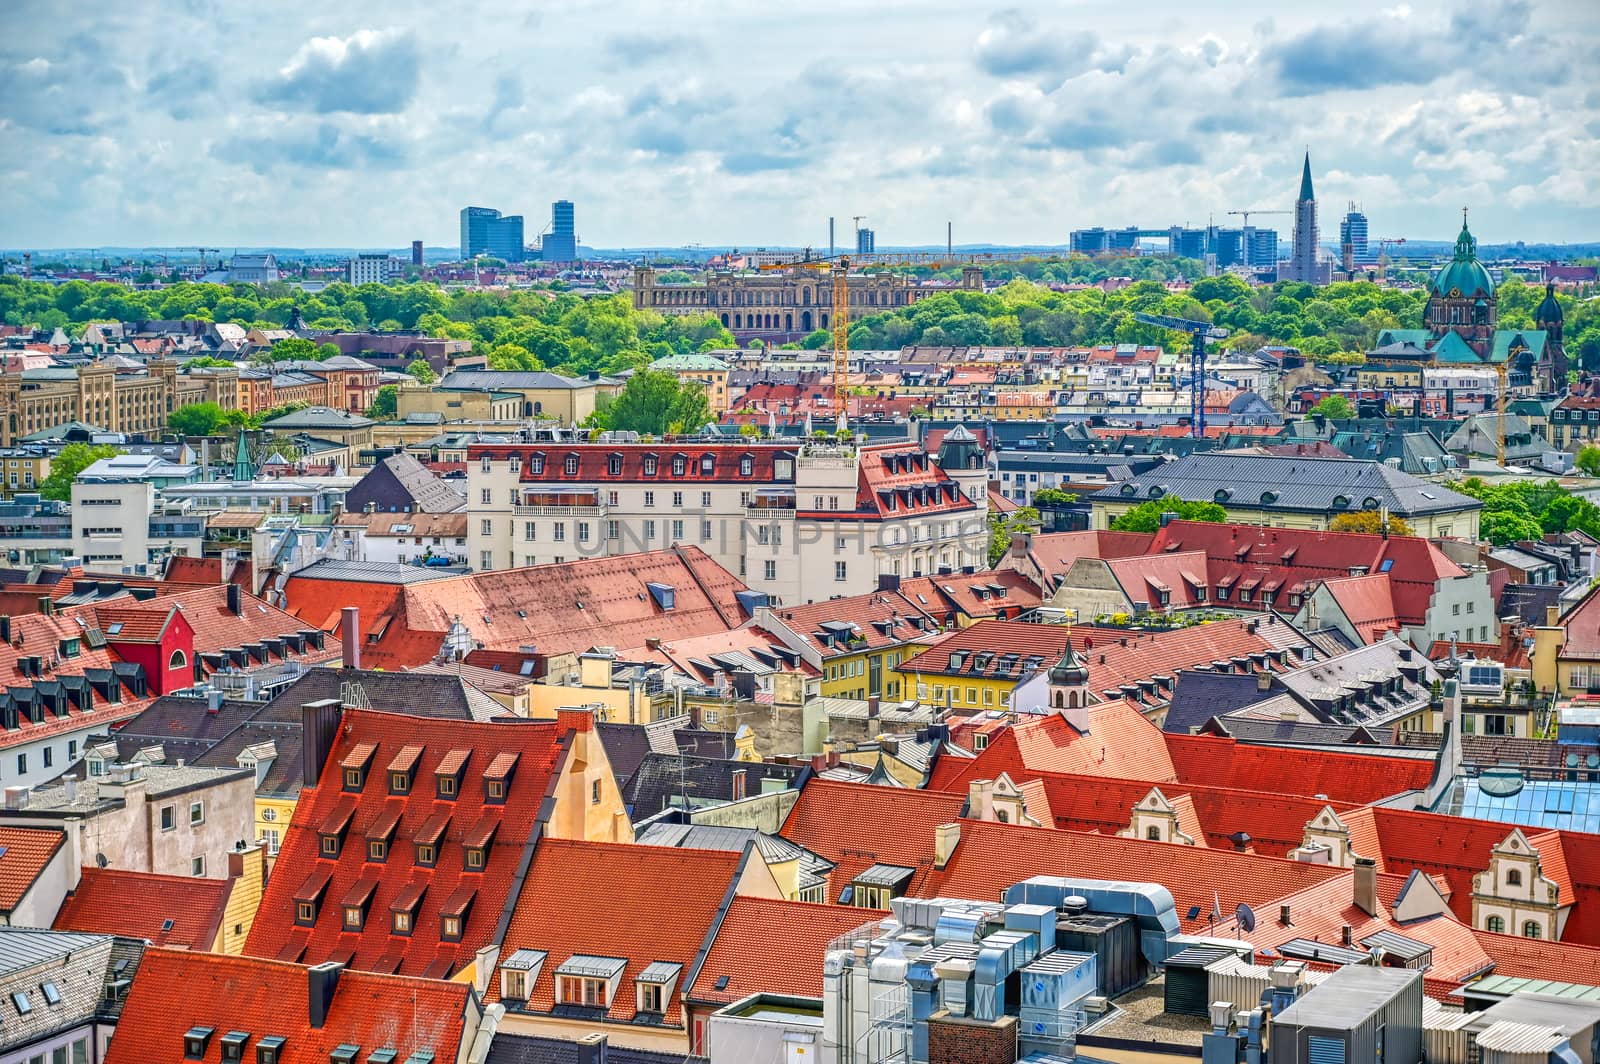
<box><xmin>1111</xmin><ymin>453</ymin><xmax>1480</xmax><ymax>517</ymax></box>
<box><xmin>0</xmin><ymin>929</ymin><xmax>144</xmax><ymax>1048</ymax></box>
<box><xmin>437</xmin><ymin>370</ymin><xmax>615</xmax><ymax>391</ymax></box>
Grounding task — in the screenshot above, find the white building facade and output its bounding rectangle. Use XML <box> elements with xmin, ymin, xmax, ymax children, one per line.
<box><xmin>466</xmin><ymin>439</ymin><xmax>989</xmax><ymax>604</ymax></box>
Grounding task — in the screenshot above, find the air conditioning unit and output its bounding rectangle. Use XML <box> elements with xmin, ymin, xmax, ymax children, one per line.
<box><xmin>1084</xmin><ymin>996</ymin><xmax>1109</xmax><ymax>1013</ymax></box>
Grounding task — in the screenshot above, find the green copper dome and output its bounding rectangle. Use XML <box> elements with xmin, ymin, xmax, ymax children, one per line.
<box><xmin>1431</xmin><ymin>216</ymin><xmax>1494</xmax><ymax>299</ymax></box>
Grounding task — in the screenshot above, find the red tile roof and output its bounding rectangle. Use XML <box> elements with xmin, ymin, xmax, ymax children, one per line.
<box><xmin>245</xmin><ymin>709</ymin><xmax>568</xmax><ymax>976</ymax></box>
<box><xmin>284</xmin><ymin>546</ymin><xmax>752</xmax><ymax>670</ymax></box>
<box><xmin>928</xmin><ymin>703</ymin><xmax>1176</xmax><ymax>790</ymax></box>
<box><xmin>779</xmin><ymin>780</ymin><xmax>965</xmax><ymax>897</ymax></box>
<box><xmin>766</xmin><ymin>589</ymin><xmax>941</xmax><ymax>661</ymax></box>
<box><xmin>491</xmin><ymin>839</ymin><xmax>746</xmax><ymax>1024</ymax></box>
<box><xmin>898</xmin><ymin>619</ymin><xmax>1074</xmax><ymax>681</ymax></box>
<box><xmin>925</xmin><ymin>818</ymin><xmax>1343</xmax><ymax>934</ymax></box>
<box><xmin>1473</xmin><ymin>928</ymin><xmax>1600</xmax><ymax>981</ymax></box>
<box><xmin>0</xmin><ymin>826</ymin><xmax>64</xmax><ymax>911</ymax></box>
<box><xmin>847</xmin><ymin>445</ymin><xmax>978</xmax><ymax>522</ymax></box>
<box><xmin>896</xmin><ymin>570</ymin><xmax>1043</xmax><ymax>623</ymax></box>
<box><xmin>1164</xmin><ymin>734</ymin><xmax>1436</xmax><ymax>804</ymax></box>
<box><xmin>1318</xmin><ymin>574</ymin><xmax>1402</xmax><ymax>642</ymax></box>
<box><xmin>104</xmin><ymin>948</ymin><xmax>470</xmax><ymax>1064</ymax></box>
<box><xmin>474</xmin><ymin>441</ymin><xmax>797</xmax><ymax>484</ymax></box>
<box><xmin>1022</xmin><ymin>530</ymin><xmax>1155</xmax><ymax>585</ymax></box>
<box><xmin>54</xmin><ymin>867</ymin><xmax>230</xmax><ymax>948</ymax></box>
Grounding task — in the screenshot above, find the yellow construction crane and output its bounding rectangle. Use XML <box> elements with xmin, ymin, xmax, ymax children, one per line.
<box><xmin>757</xmin><ymin>249</ymin><xmax>1060</xmax><ymax>415</ymax></box>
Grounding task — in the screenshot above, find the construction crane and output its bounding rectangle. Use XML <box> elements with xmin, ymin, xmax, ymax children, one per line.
<box><xmin>756</xmin><ymin>248</ymin><xmax>1064</xmax><ymax>417</ymax></box>
<box><xmin>174</xmin><ymin>246</ymin><xmax>221</xmax><ymax>270</ymax></box>
<box><xmin>1226</xmin><ymin>209</ymin><xmax>1291</xmax><ymax>228</ymax></box>
<box><xmin>1133</xmin><ymin>312</ymin><xmax>1229</xmax><ymax>437</ymax></box>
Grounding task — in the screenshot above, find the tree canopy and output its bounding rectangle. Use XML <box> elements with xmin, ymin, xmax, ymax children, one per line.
<box><xmin>1453</xmin><ymin>476</ymin><xmax>1600</xmax><ymax>545</ymax></box>
<box><xmin>588</xmin><ymin>369</ymin><xmax>713</xmax><ymax>436</ymax></box>
<box><xmin>1110</xmin><ymin>498</ymin><xmax>1229</xmax><ymax>532</ymax></box>
<box><xmin>1329</xmin><ymin>510</ymin><xmax>1415</xmax><ymax>536</ymax></box>
<box><xmin>40</xmin><ymin>443</ymin><xmax>121</xmax><ymax>501</ymax></box>
<box><xmin>1310</xmin><ymin>395</ymin><xmax>1355</xmax><ymax>420</ymax></box>
<box><xmin>367</xmin><ymin>384</ymin><xmax>399</xmax><ymax>420</ymax></box>
<box><xmin>989</xmin><ymin>506</ymin><xmax>1041</xmax><ymax>565</ymax></box>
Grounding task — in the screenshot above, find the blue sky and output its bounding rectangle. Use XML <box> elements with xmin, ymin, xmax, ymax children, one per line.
<box><xmin>1</xmin><ymin>0</ymin><xmax>1596</xmax><ymax>249</ymax></box>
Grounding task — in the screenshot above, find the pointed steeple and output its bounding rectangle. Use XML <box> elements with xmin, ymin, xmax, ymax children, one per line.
<box><xmin>1454</xmin><ymin>208</ymin><xmax>1476</xmax><ymax>262</ymax></box>
<box><xmin>231</xmin><ymin>428</ymin><xmax>255</xmax><ymax>483</ymax></box>
<box><xmin>1298</xmin><ymin>152</ymin><xmax>1315</xmax><ymax>202</ymax></box>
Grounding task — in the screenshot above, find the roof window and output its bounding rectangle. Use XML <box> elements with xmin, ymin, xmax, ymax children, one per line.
<box><xmin>185</xmin><ymin>1027</ymin><xmax>216</xmax><ymax>1060</ymax></box>
<box><xmin>256</xmin><ymin>1037</ymin><xmax>286</xmax><ymax>1064</ymax></box>
<box><xmin>221</xmin><ymin>1033</ymin><xmax>250</xmax><ymax>1061</ymax></box>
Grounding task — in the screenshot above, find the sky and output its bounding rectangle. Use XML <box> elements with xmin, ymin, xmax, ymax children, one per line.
<box><xmin>1</xmin><ymin>0</ymin><xmax>1597</xmax><ymax>251</ymax></box>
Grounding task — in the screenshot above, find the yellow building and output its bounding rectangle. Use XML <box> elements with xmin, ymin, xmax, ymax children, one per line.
<box><xmin>894</xmin><ymin>618</ymin><xmax>1076</xmax><ymax>714</ymax></box>
<box><xmin>0</xmin><ymin>447</ymin><xmax>50</xmax><ymax>496</ymax></box>
<box><xmin>759</xmin><ymin>593</ymin><xmax>943</xmax><ymax>701</ymax></box>
<box><xmin>414</xmin><ymin>368</ymin><xmax>625</xmax><ymax>424</ymax></box>
<box><xmin>397</xmin><ymin>381</ymin><xmax>522</xmax><ymax>422</ymax></box>
<box><xmin>649</xmin><ymin>352</ymin><xmax>732</xmax><ymax>416</ymax></box>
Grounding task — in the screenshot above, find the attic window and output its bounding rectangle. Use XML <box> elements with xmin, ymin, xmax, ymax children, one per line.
<box><xmin>390</xmin><ymin>882</ymin><xmax>426</xmax><ymax>936</ymax></box>
<box><xmin>740</xmin><ymin>454</ymin><xmax>754</xmax><ymax>476</ymax></box>
<box><xmin>700</xmin><ymin>454</ymin><xmax>715</xmax><ymax>475</ymax></box>
<box><xmin>342</xmin><ymin>878</ymin><xmax>377</xmax><ymax>931</ymax></box>
<box><xmin>330</xmin><ymin>1047</ymin><xmax>360</xmax><ymax>1064</ymax></box>
<box><xmin>369</xmin><ymin>1052</ymin><xmax>398</xmax><ymax>1064</ymax></box>
<box><xmin>256</xmin><ymin>1037</ymin><xmax>286</xmax><ymax>1064</ymax></box>
<box><xmin>607</xmin><ymin>454</ymin><xmax>623</xmax><ymax>476</ymax></box>
<box><xmin>528</xmin><ymin>454</ymin><xmax>544</xmax><ymax>475</ymax></box>
<box><xmin>388</xmin><ymin>745</ymin><xmax>422</xmax><ymax>794</ymax></box>
<box><xmin>483</xmin><ymin>752</ymin><xmax>518</xmax><ymax>804</ymax></box>
<box><xmin>642</xmin><ymin>454</ymin><xmax>659</xmax><ymax>476</ymax></box>
<box><xmin>671</xmin><ymin>454</ymin><xmax>687</xmax><ymax>476</ymax></box>
<box><xmin>185</xmin><ymin>1027</ymin><xmax>215</xmax><ymax>1060</ymax></box>
<box><xmin>435</xmin><ymin>748</ymin><xmax>470</xmax><ymax>799</ymax></box>
<box><xmin>646</xmin><ymin>582</ymin><xmax>676</xmax><ymax>611</ymax></box>
<box><xmin>463</xmin><ymin>818</ymin><xmax>498</xmax><ymax>870</ymax></box>
<box><xmin>40</xmin><ymin>981</ymin><xmax>60</xmax><ymax>1006</ymax></box>
<box><xmin>294</xmin><ymin>870</ymin><xmax>332</xmax><ymax>925</ymax></box>
<box><xmin>318</xmin><ymin>802</ymin><xmax>357</xmax><ymax>859</ymax></box>
<box><xmin>439</xmin><ymin>886</ymin><xmax>476</xmax><ymax>942</ymax></box>
<box><xmin>564</xmin><ymin>454</ymin><xmax>580</xmax><ymax>476</ymax></box>
<box><xmin>341</xmin><ymin>742</ymin><xmax>376</xmax><ymax>792</ymax></box>
<box><xmin>221</xmin><ymin>1033</ymin><xmax>250</xmax><ymax>1061</ymax></box>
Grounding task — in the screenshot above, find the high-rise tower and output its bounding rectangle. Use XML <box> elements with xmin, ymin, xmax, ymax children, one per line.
<box><xmin>544</xmin><ymin>200</ymin><xmax>577</xmax><ymax>262</ymax></box>
<box><xmin>1284</xmin><ymin>153</ymin><xmax>1325</xmax><ymax>284</ymax></box>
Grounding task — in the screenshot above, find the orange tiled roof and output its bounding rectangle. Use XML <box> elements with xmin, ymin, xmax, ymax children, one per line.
<box><xmin>54</xmin><ymin>867</ymin><xmax>230</xmax><ymax>949</ymax></box>
<box><xmin>491</xmin><ymin>839</ymin><xmax>745</xmax><ymax>1025</ymax></box>
<box><xmin>245</xmin><ymin>709</ymin><xmax>568</xmax><ymax>976</ymax></box>
<box><xmin>103</xmin><ymin>948</ymin><xmax>470</xmax><ymax>1064</ymax></box>
<box><xmin>1473</xmin><ymin>928</ymin><xmax>1600</xmax><ymax>980</ymax></box>
<box><xmin>0</xmin><ymin>826</ymin><xmax>64</xmax><ymax>910</ymax></box>
<box><xmin>779</xmin><ymin>780</ymin><xmax>965</xmax><ymax>897</ymax></box>
<box><xmin>1164</xmin><ymin>734</ymin><xmax>1436</xmax><ymax>804</ymax></box>
<box><xmin>928</xmin><ymin>703</ymin><xmax>1177</xmax><ymax>791</ymax></box>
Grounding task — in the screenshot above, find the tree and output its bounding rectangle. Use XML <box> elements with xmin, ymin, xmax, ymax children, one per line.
<box><xmin>1110</xmin><ymin>498</ymin><xmax>1229</xmax><ymax>533</ymax></box>
<box><xmin>1577</xmin><ymin>444</ymin><xmax>1600</xmax><ymax>477</ymax></box>
<box><xmin>739</xmin><ymin>422</ymin><xmax>762</xmax><ymax>437</ymax></box>
<box><xmin>1482</xmin><ymin>508</ymin><xmax>1544</xmax><ymax>546</ymax></box>
<box><xmin>316</xmin><ymin>342</ymin><xmax>343</xmax><ymax>360</ymax></box>
<box><xmin>1330</xmin><ymin>511</ymin><xmax>1415</xmax><ymax>536</ymax></box>
<box><xmin>405</xmin><ymin>358</ymin><xmax>436</xmax><ymax>384</ymax></box>
<box><xmin>988</xmin><ymin>506</ymin><xmax>1041</xmax><ymax>566</ymax></box>
<box><xmin>40</xmin><ymin>443</ymin><xmax>120</xmax><ymax>501</ymax></box>
<box><xmin>1309</xmin><ymin>395</ymin><xmax>1355</xmax><ymax>420</ymax></box>
<box><xmin>593</xmin><ymin>369</ymin><xmax>712</xmax><ymax>436</ymax></box>
<box><xmin>183</xmin><ymin>356</ymin><xmax>237</xmax><ymax>369</ymax></box>
<box><xmin>1032</xmin><ymin>487</ymin><xmax>1078</xmax><ymax>507</ymax></box>
<box><xmin>269</xmin><ymin>337</ymin><xmax>321</xmax><ymax>362</ymax></box>
<box><xmin>168</xmin><ymin>402</ymin><xmax>227</xmax><ymax>436</ymax></box>
<box><xmin>367</xmin><ymin>385</ymin><xmax>399</xmax><ymax>419</ymax></box>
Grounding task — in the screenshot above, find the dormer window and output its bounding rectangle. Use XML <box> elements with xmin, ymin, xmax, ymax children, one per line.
<box><xmin>463</xmin><ymin>817</ymin><xmax>498</xmax><ymax>871</ymax></box>
<box><xmin>341</xmin><ymin>742</ymin><xmax>376</xmax><ymax>792</ymax></box>
<box><xmin>256</xmin><ymin>1037</ymin><xmax>286</xmax><ymax>1064</ymax></box>
<box><xmin>294</xmin><ymin>870</ymin><xmax>331</xmax><ymax>925</ymax></box>
<box><xmin>390</xmin><ymin>882</ymin><xmax>426</xmax><ymax>936</ymax></box>
<box><xmin>435</xmin><ymin>748</ymin><xmax>470</xmax><ymax>799</ymax></box>
<box><xmin>414</xmin><ymin>810</ymin><xmax>450</xmax><ymax>867</ymax></box>
<box><xmin>221</xmin><ymin>1032</ymin><xmax>250</xmax><ymax>1061</ymax></box>
<box><xmin>528</xmin><ymin>453</ymin><xmax>544</xmax><ymax>475</ymax></box>
<box><xmin>185</xmin><ymin>1028</ymin><xmax>215</xmax><ymax>1060</ymax></box>
<box><xmin>500</xmin><ymin>949</ymin><xmax>547</xmax><ymax>1002</ymax></box>
<box><xmin>635</xmin><ymin>962</ymin><xmax>683</xmax><ymax>1016</ymax></box>
<box><xmin>564</xmin><ymin>454</ymin><xmax>580</xmax><ymax>475</ymax></box>
<box><xmin>555</xmin><ymin>956</ymin><xmax>625</xmax><ymax>1008</ymax></box>
<box><xmin>439</xmin><ymin>886</ymin><xmax>475</xmax><ymax>942</ymax></box>
<box><xmin>330</xmin><ymin>1046</ymin><xmax>359</xmax><ymax>1064</ymax></box>
<box><xmin>700</xmin><ymin>454</ymin><xmax>715</xmax><ymax>475</ymax></box>
<box><xmin>642</xmin><ymin>454</ymin><xmax>658</xmax><ymax>476</ymax></box>
<box><xmin>388</xmin><ymin>745</ymin><xmax>422</xmax><ymax>794</ymax></box>
<box><xmin>318</xmin><ymin>801</ymin><xmax>357</xmax><ymax>859</ymax></box>
<box><xmin>740</xmin><ymin>454</ymin><xmax>754</xmax><ymax>476</ymax></box>
<box><xmin>484</xmin><ymin>751</ymin><xmax>518</xmax><ymax>804</ymax></box>
<box><xmin>671</xmin><ymin>454</ymin><xmax>687</xmax><ymax>476</ymax></box>
<box><xmin>342</xmin><ymin>878</ymin><xmax>377</xmax><ymax>931</ymax></box>
<box><xmin>366</xmin><ymin>807</ymin><xmax>401</xmax><ymax>863</ymax></box>
<box><xmin>607</xmin><ymin>453</ymin><xmax>623</xmax><ymax>476</ymax></box>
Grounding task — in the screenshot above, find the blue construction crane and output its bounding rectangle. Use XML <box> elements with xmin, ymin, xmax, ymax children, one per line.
<box><xmin>1134</xmin><ymin>312</ymin><xmax>1229</xmax><ymax>438</ymax></box>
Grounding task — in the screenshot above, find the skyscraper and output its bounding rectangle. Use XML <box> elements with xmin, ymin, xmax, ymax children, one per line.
<box><xmin>459</xmin><ymin>206</ymin><xmax>525</xmax><ymax>262</ymax></box>
<box><xmin>543</xmin><ymin>200</ymin><xmax>577</xmax><ymax>262</ymax></box>
<box><xmin>1340</xmin><ymin>204</ymin><xmax>1370</xmax><ymax>264</ymax></box>
<box><xmin>856</xmin><ymin>227</ymin><xmax>876</xmax><ymax>254</ymax></box>
<box><xmin>1283</xmin><ymin>153</ymin><xmax>1325</xmax><ymax>284</ymax></box>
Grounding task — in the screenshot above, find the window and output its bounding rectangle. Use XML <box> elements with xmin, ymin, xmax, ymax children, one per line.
<box><xmin>763</xmin><ymin>560</ymin><xmax>777</xmax><ymax>581</ymax></box>
<box><xmin>264</xmin><ymin>829</ymin><xmax>280</xmax><ymax>855</ymax></box>
<box><xmin>344</xmin><ymin>905</ymin><xmax>364</xmax><ymax>931</ymax></box>
<box><xmin>502</xmin><ymin>970</ymin><xmax>528</xmax><ymax>1001</ymax></box>
<box><xmin>565</xmin><ymin>454</ymin><xmax>580</xmax><ymax>475</ymax></box>
<box><xmin>836</xmin><ymin>561</ymin><xmax>848</xmax><ymax>582</ymax></box>
<box><xmin>1523</xmin><ymin>921</ymin><xmax>1542</xmax><ymax>939</ymax></box>
<box><xmin>672</xmin><ymin>456</ymin><xmax>687</xmax><ymax>476</ymax></box>
<box><xmin>558</xmin><ymin>976</ymin><xmax>610</xmax><ymax>1007</ymax></box>
<box><xmin>161</xmin><ymin>805</ymin><xmax>176</xmax><ymax>831</ymax></box>
<box><xmin>740</xmin><ymin>455</ymin><xmax>754</xmax><ymax>476</ymax></box>
<box><xmin>644</xmin><ymin>519</ymin><xmax>656</xmax><ymax>539</ymax></box>
<box><xmin>185</xmin><ymin>1029</ymin><xmax>214</xmax><ymax>1060</ymax></box>
<box><xmin>553</xmin><ymin>522</ymin><xmax>566</xmax><ymax>542</ymax></box>
<box><xmin>671</xmin><ymin>519</ymin><xmax>684</xmax><ymax>541</ymax></box>
<box><xmin>481</xmin><ymin>456</ymin><xmax>492</xmax><ymax>473</ymax></box>
<box><xmin>220</xmin><ymin>1033</ymin><xmax>247</xmax><ymax>1061</ymax></box>
<box><xmin>702</xmin><ymin>491</ymin><xmax>712</xmax><ymax>507</ymax></box>
<box><xmin>510</xmin><ymin>455</ymin><xmax>523</xmax><ymax>473</ymax></box>
<box><xmin>480</xmin><ymin>488</ymin><xmax>492</xmax><ymax>505</ymax></box>
<box><xmin>480</xmin><ymin>550</ymin><xmax>493</xmax><ymax>569</ymax></box>
<box><xmin>487</xmin><ymin>779</ymin><xmax>506</xmax><ymax>802</ymax></box>
<box><xmin>68</xmin><ymin>740</ymin><xmax>76</xmax><ymax>759</ymax></box>
<box><xmin>191</xmin><ymin>855</ymin><xmax>206</xmax><ymax>877</ymax></box>
<box><xmin>1146</xmin><ymin>825</ymin><xmax>1162</xmax><ymax>841</ymax></box>
<box><xmin>481</xmin><ymin>519</ymin><xmax>493</xmax><ymax>536</ymax></box>
<box><xmin>1486</xmin><ymin>915</ymin><xmax>1505</xmax><ymax>933</ymax></box>
<box><xmin>393</xmin><ymin>909</ymin><xmax>413</xmax><ymax>934</ymax></box>
<box><xmin>368</xmin><ymin>838</ymin><xmax>388</xmax><ymax>862</ymax></box>
<box><xmin>1506</xmin><ymin>868</ymin><xmax>1522</xmax><ymax>887</ymax></box>
<box><xmin>702</xmin><ymin>520</ymin><xmax>713</xmax><ymax>541</ymax></box>
<box><xmin>643</xmin><ymin>454</ymin><xmax>659</xmax><ymax>476</ymax></box>
<box><xmin>415</xmin><ymin>842</ymin><xmax>436</xmax><ymax>866</ymax></box>
<box><xmin>442</xmin><ymin>914</ymin><xmax>463</xmax><ymax>940</ymax></box>
<box><xmin>16</xmin><ymin>753</ymin><xmax>24</xmax><ymax>775</ymax></box>
<box><xmin>578</xmin><ymin>521</ymin><xmax>590</xmax><ymax>542</ymax></box>
<box><xmin>591</xmin><ymin>779</ymin><xmax>602</xmax><ymax>804</ymax></box>
<box><xmin>11</xmin><ymin>990</ymin><xmax>31</xmax><ymax>1015</ymax></box>
<box><xmin>190</xmin><ymin>801</ymin><xmax>204</xmax><ymax>825</ymax></box>
<box><xmin>644</xmin><ymin>490</ymin><xmax>655</xmax><ymax>507</ymax></box>
<box><xmin>524</xmin><ymin>521</ymin><xmax>537</xmax><ymax>541</ymax></box>
<box><xmin>465</xmin><ymin>847</ymin><xmax>486</xmax><ymax>870</ymax></box>
<box><xmin>43</xmin><ymin>747</ymin><xmax>52</xmax><ymax>769</ymax></box>
<box><xmin>639</xmin><ymin>982</ymin><xmax>665</xmax><ymax>1014</ymax></box>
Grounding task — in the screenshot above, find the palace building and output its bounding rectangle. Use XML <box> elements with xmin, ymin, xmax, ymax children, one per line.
<box><xmin>632</xmin><ymin>264</ymin><xmax>983</xmax><ymax>343</ymax></box>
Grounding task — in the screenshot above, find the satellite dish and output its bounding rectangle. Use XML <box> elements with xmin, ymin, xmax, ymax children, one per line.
<box><xmin>95</xmin><ymin>852</ymin><xmax>108</xmax><ymax>868</ymax></box>
<box><xmin>1236</xmin><ymin>903</ymin><xmax>1257</xmax><ymax>933</ymax></box>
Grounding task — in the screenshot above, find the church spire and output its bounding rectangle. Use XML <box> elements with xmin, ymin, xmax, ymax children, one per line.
<box><xmin>1299</xmin><ymin>151</ymin><xmax>1314</xmax><ymax>202</ymax></box>
<box><xmin>1454</xmin><ymin>208</ymin><xmax>1477</xmax><ymax>262</ymax></box>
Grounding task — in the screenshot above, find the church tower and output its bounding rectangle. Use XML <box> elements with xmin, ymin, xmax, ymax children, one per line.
<box><xmin>1536</xmin><ymin>281</ymin><xmax>1568</xmax><ymax>389</ymax></box>
<box><xmin>1285</xmin><ymin>153</ymin><xmax>1324</xmax><ymax>284</ymax></box>
<box><xmin>1424</xmin><ymin>212</ymin><xmax>1497</xmax><ymax>358</ymax></box>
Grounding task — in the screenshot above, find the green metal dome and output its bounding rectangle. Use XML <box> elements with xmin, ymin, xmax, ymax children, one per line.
<box><xmin>1536</xmin><ymin>281</ymin><xmax>1563</xmax><ymax>325</ymax></box>
<box><xmin>1431</xmin><ymin>216</ymin><xmax>1494</xmax><ymax>299</ymax></box>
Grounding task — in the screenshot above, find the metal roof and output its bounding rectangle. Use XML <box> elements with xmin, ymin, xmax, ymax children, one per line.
<box><xmin>555</xmin><ymin>955</ymin><xmax>626</xmax><ymax>979</ymax></box>
<box><xmin>1273</xmin><ymin>966</ymin><xmax>1421</xmax><ymax>1029</ymax></box>
<box><xmin>1276</xmin><ymin>938</ymin><xmax>1367</xmax><ymax>966</ymax></box>
<box><xmin>0</xmin><ymin>929</ymin><xmax>108</xmax><ymax>974</ymax></box>
<box><xmin>636</xmin><ymin>961</ymin><xmax>684</xmax><ymax>984</ymax></box>
<box><xmin>502</xmin><ymin>948</ymin><xmax>547</xmax><ymax>972</ymax></box>
<box><xmin>1358</xmin><ymin>930</ymin><xmax>1432</xmax><ymax>962</ymax></box>
<box><xmin>1463</xmin><ymin>975</ymin><xmax>1600</xmax><ymax>1002</ymax></box>
<box><xmin>1164</xmin><ymin>945</ymin><xmax>1234</xmax><ymax>969</ymax></box>
<box><xmin>853</xmin><ymin>863</ymin><xmax>916</xmax><ymax>887</ymax></box>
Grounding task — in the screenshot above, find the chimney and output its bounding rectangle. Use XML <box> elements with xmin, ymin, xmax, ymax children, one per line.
<box><xmin>1256</xmin><ymin>672</ymin><xmax>1272</xmax><ymax>692</ymax></box>
<box><xmin>300</xmin><ymin>699</ymin><xmax>343</xmax><ymax>789</ymax></box>
<box><xmin>1354</xmin><ymin>855</ymin><xmax>1378</xmax><ymax>917</ymax></box>
<box><xmin>1546</xmin><ymin>604</ymin><xmax>1560</xmax><ymax>626</ymax></box>
<box><xmin>867</xmin><ymin>697</ymin><xmax>880</xmax><ymax>718</ymax></box>
<box><xmin>306</xmin><ymin>962</ymin><xmax>343</xmax><ymax>1029</ymax></box>
<box><xmin>556</xmin><ymin>706</ymin><xmax>594</xmax><ymax>734</ymax></box>
<box><xmin>1279</xmin><ymin>904</ymin><xmax>1292</xmax><ymax>927</ymax></box>
<box><xmin>37</xmin><ymin>596</ymin><xmax>53</xmax><ymax>616</ymax></box>
<box><xmin>731</xmin><ymin>769</ymin><xmax>747</xmax><ymax>801</ymax></box>
<box><xmin>933</xmin><ymin>822</ymin><xmax>961</xmax><ymax>869</ymax></box>
<box><xmin>575</xmin><ymin>1034</ymin><xmax>607</xmax><ymax>1064</ymax></box>
<box><xmin>1341</xmin><ymin>923</ymin><xmax>1354</xmax><ymax>947</ymax></box>
<box><xmin>226</xmin><ymin>582</ymin><xmax>243</xmax><ymax>616</ymax></box>
<box><xmin>0</xmin><ymin>617</ymin><xmax>7</xmax><ymax>644</ymax></box>
<box><xmin>340</xmin><ymin>606</ymin><xmax>360</xmax><ymax>669</ymax></box>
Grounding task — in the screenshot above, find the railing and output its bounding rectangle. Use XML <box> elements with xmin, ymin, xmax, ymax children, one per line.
<box><xmin>746</xmin><ymin>507</ymin><xmax>797</xmax><ymax>519</ymax></box>
<box><xmin>512</xmin><ymin>504</ymin><xmax>607</xmax><ymax>517</ymax></box>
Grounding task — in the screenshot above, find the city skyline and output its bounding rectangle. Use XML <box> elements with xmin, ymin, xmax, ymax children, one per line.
<box><xmin>1</xmin><ymin>0</ymin><xmax>1597</xmax><ymax>250</ymax></box>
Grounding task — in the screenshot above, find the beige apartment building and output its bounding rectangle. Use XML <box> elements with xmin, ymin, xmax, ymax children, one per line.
<box><xmin>465</xmin><ymin>436</ymin><xmax>989</xmax><ymax>604</ymax></box>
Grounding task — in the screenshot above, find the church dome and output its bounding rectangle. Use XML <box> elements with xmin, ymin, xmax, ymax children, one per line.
<box><xmin>1431</xmin><ymin>217</ymin><xmax>1494</xmax><ymax>300</ymax></box>
<box><xmin>1536</xmin><ymin>282</ymin><xmax>1563</xmax><ymax>326</ymax></box>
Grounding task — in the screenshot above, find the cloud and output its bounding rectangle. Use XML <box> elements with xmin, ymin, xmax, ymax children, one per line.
<box><xmin>604</xmin><ymin>32</ymin><xmax>702</xmax><ymax>66</ymax></box>
<box><xmin>484</xmin><ymin>74</ymin><xmax>524</xmax><ymax>131</ymax></box>
<box><xmin>975</xmin><ymin>9</ymin><xmax>1089</xmax><ymax>80</ymax></box>
<box><xmin>145</xmin><ymin>60</ymin><xmax>220</xmax><ymax>121</ymax></box>
<box><xmin>720</xmin><ymin>150</ymin><xmax>806</xmax><ymax>175</ymax></box>
<box><xmin>256</xmin><ymin>29</ymin><xmax>421</xmax><ymax>114</ymax></box>
<box><xmin>213</xmin><ymin>120</ymin><xmax>410</xmax><ymax>174</ymax></box>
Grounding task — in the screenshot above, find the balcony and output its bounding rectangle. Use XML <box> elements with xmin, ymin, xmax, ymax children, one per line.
<box><xmin>513</xmin><ymin>504</ymin><xmax>607</xmax><ymax>517</ymax></box>
<box><xmin>514</xmin><ymin>487</ymin><xmax>605</xmax><ymax>517</ymax></box>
